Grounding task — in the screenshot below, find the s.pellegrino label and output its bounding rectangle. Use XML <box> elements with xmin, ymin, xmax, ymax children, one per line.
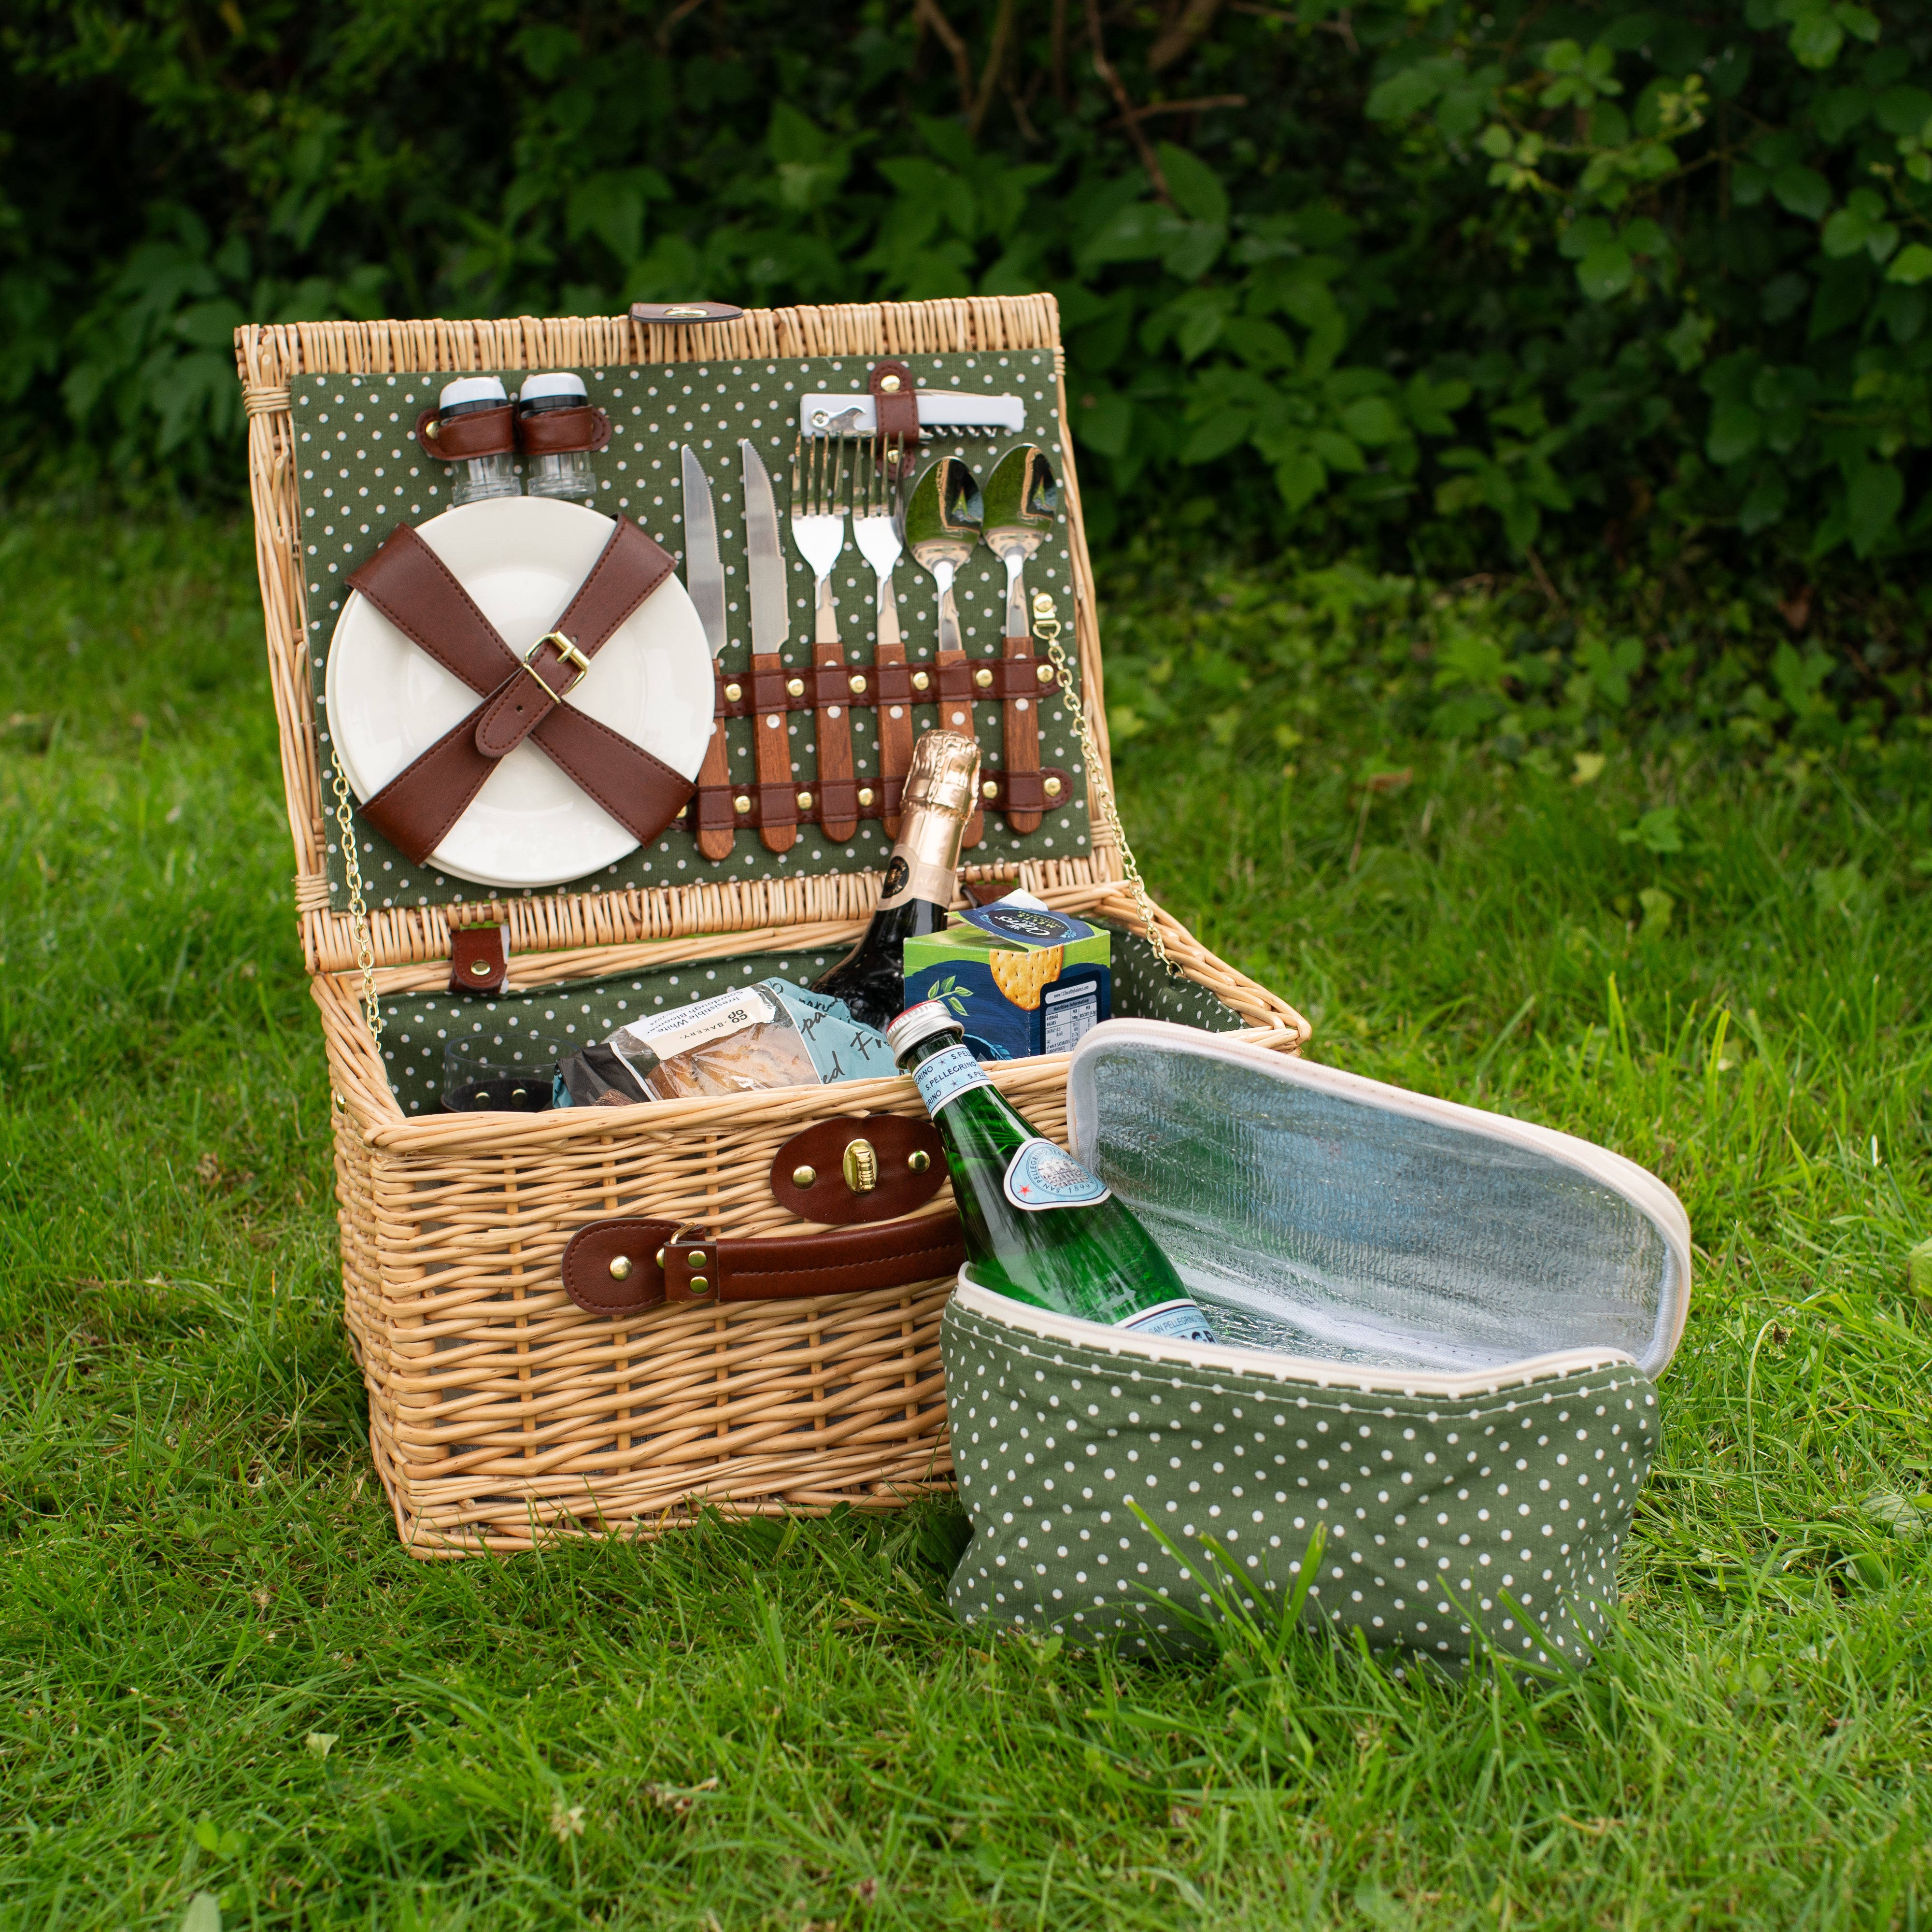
<box><xmin>1002</xmin><ymin>1137</ymin><xmax>1111</xmax><ymax>1212</ymax></box>
<box><xmin>1119</xmin><ymin>1299</ymin><xmax>1219</xmax><ymax>1345</ymax></box>
<box><xmin>909</xmin><ymin>1041</ymin><xmax>990</xmax><ymax>1116</ymax></box>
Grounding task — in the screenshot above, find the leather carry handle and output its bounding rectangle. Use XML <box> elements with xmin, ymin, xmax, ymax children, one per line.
<box><xmin>562</xmin><ymin>1210</ymin><xmax>965</xmax><ymax>1317</ymax></box>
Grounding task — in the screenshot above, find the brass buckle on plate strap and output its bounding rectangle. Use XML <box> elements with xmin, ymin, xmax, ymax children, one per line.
<box><xmin>519</xmin><ymin>630</ymin><xmax>591</xmax><ymax>705</ymax></box>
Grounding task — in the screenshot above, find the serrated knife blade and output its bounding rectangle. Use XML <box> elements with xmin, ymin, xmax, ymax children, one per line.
<box><xmin>681</xmin><ymin>444</ymin><xmax>727</xmax><ymax>659</ymax></box>
<box><xmin>740</xmin><ymin>438</ymin><xmax>790</xmax><ymax>655</ymax></box>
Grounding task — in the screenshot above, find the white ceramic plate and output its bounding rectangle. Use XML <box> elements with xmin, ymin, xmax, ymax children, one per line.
<box><xmin>324</xmin><ymin>497</ymin><xmax>710</xmax><ymax>889</ymax></box>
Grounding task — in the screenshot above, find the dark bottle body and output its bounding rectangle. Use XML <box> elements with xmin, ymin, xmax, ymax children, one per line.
<box><xmin>811</xmin><ymin>894</ymin><xmax>950</xmax><ymax>1033</ymax></box>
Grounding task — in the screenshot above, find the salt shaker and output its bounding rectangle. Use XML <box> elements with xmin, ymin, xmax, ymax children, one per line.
<box><xmin>430</xmin><ymin>376</ymin><xmax>521</xmax><ymax>507</ymax></box>
<box><xmin>518</xmin><ymin>373</ymin><xmax>600</xmax><ymax>501</ymax></box>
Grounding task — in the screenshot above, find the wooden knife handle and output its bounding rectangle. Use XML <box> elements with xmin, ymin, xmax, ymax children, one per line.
<box><xmin>751</xmin><ymin>651</ymin><xmax>798</xmax><ymax>853</ymax></box>
<box><xmin>873</xmin><ymin>641</ymin><xmax>914</xmax><ymax>838</ymax></box>
<box><xmin>692</xmin><ymin>663</ymin><xmax>737</xmax><ymax>860</ymax></box>
<box><xmin>815</xmin><ymin>636</ymin><xmax>858</xmax><ymax>844</ymax></box>
<box><xmin>1000</xmin><ymin>633</ymin><xmax>1044</xmax><ymax>835</ymax></box>
<box><xmin>936</xmin><ymin>649</ymin><xmax>984</xmax><ymax>850</ymax></box>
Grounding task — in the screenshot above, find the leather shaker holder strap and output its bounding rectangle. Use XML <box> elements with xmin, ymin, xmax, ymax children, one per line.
<box><xmin>768</xmin><ymin>1114</ymin><xmax>947</xmax><ymax>1225</ymax></box>
<box><xmin>519</xmin><ymin>405</ymin><xmax>613</xmax><ymax>455</ymax></box>
<box><xmin>415</xmin><ymin>404</ymin><xmax>516</xmax><ymax>462</ymax></box>
<box><xmin>870</xmin><ymin>360</ymin><xmax>920</xmax><ymax>461</ymax></box>
<box><xmin>561</xmin><ymin>1211</ymin><xmax>965</xmax><ymax>1317</ymax></box>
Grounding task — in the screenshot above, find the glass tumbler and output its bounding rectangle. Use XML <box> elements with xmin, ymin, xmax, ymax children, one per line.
<box><xmin>441</xmin><ymin>1037</ymin><xmax>562</xmax><ymax>1114</ymax></box>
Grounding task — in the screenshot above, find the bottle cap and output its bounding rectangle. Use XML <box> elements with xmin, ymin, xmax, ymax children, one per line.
<box><xmin>886</xmin><ymin>999</ymin><xmax>965</xmax><ymax>1062</ymax></box>
<box><xmin>900</xmin><ymin>730</ymin><xmax>979</xmax><ymax>818</ymax></box>
<box><xmin>518</xmin><ymin>371</ymin><xmax>588</xmax><ymax>407</ymax></box>
<box><xmin>439</xmin><ymin>375</ymin><xmax>509</xmax><ymax>410</ymax></box>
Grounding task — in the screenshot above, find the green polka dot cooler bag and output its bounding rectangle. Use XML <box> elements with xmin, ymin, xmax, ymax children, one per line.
<box><xmin>941</xmin><ymin>1021</ymin><xmax>1690</xmax><ymax>1668</ymax></box>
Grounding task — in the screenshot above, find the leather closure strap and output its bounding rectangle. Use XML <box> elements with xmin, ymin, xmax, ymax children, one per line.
<box><xmin>414</xmin><ymin>403</ymin><xmax>517</xmax><ymax>462</ymax></box>
<box><xmin>629</xmin><ymin>300</ymin><xmax>745</xmax><ymax>324</ymax></box>
<box><xmin>448</xmin><ymin>922</ymin><xmax>508</xmax><ymax>996</ymax></box>
<box><xmin>347</xmin><ymin>519</ymin><xmax>693</xmax><ymax>866</ymax></box>
<box><xmin>519</xmin><ymin>405</ymin><xmax>613</xmax><ymax>455</ymax></box>
<box><xmin>561</xmin><ymin>1210</ymin><xmax>965</xmax><ymax>1317</ymax></box>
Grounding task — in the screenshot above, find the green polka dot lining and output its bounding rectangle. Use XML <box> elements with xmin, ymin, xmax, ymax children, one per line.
<box><xmin>940</xmin><ymin>1297</ymin><xmax>1659</xmax><ymax>1667</ymax></box>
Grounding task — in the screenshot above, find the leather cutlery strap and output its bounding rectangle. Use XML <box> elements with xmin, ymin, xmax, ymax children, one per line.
<box><xmin>562</xmin><ymin>1210</ymin><xmax>965</xmax><ymax>1316</ymax></box>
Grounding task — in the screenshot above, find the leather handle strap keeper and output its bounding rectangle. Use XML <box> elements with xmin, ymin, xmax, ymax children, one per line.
<box><xmin>562</xmin><ymin>1210</ymin><xmax>966</xmax><ymax>1316</ymax></box>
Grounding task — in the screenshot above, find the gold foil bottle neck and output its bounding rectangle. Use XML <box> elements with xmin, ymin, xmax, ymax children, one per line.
<box><xmin>901</xmin><ymin>730</ymin><xmax>980</xmax><ymax>819</ymax></box>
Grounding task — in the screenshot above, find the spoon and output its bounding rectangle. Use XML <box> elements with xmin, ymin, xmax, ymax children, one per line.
<box><xmin>903</xmin><ymin>455</ymin><xmax>983</xmax><ymax>658</ymax></box>
<box><xmin>981</xmin><ymin>444</ymin><xmax>1058</xmax><ymax>639</ymax></box>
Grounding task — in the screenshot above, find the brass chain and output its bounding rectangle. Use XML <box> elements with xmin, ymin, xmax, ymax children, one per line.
<box><xmin>1033</xmin><ymin>589</ymin><xmax>1174</xmax><ymax>976</ymax></box>
<box><xmin>329</xmin><ymin>750</ymin><xmax>384</xmax><ymax>1040</ymax></box>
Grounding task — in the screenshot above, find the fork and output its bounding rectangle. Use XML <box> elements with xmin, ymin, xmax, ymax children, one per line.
<box><xmin>852</xmin><ymin>433</ymin><xmax>915</xmax><ymax>836</ymax></box>
<box><xmin>789</xmin><ymin>433</ymin><xmax>858</xmax><ymax>842</ymax></box>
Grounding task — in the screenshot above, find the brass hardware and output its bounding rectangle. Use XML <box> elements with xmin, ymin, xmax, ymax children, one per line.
<box><xmin>688</xmin><ymin>1274</ymin><xmax>710</xmax><ymax>1294</ymax></box>
<box><xmin>848</xmin><ymin>673</ymin><xmax>867</xmax><ymax>694</ymax></box>
<box><xmin>1036</xmin><ymin>663</ymin><xmax>1054</xmax><ymax>684</ymax></box>
<box><xmin>662</xmin><ymin>304</ymin><xmax>711</xmax><ymax>319</ymax></box>
<box><xmin>518</xmin><ymin>630</ymin><xmax>589</xmax><ymax>704</ymax></box>
<box><xmin>724</xmin><ymin>681</ymin><xmax>743</xmax><ymax>702</ymax></box>
<box><xmin>509</xmin><ymin>1087</ymin><xmax>527</xmax><ymax>1104</ymax></box>
<box><xmin>856</xmin><ymin>786</ymin><xmax>875</xmax><ymax>807</ymax></box>
<box><xmin>842</xmin><ymin>1138</ymin><xmax>879</xmax><ymax>1193</ymax></box>
<box><xmin>911</xmin><ymin>670</ymin><xmax>931</xmax><ymax>691</ymax></box>
<box><xmin>981</xmin><ymin>780</ymin><xmax>998</xmax><ymax>799</ymax></box>
<box><xmin>973</xmin><ymin>667</ymin><xmax>993</xmax><ymax>688</ymax></box>
<box><xmin>1032</xmin><ymin>589</ymin><xmax>1054</xmax><ymax>614</ymax></box>
<box><xmin>796</xmin><ymin>790</ymin><xmax>813</xmax><ymax>810</ymax></box>
<box><xmin>686</xmin><ymin>1250</ymin><xmax>707</xmax><ymax>1266</ymax></box>
<box><xmin>1043</xmin><ymin>776</ymin><xmax>1063</xmax><ymax>798</ymax></box>
<box><xmin>655</xmin><ymin>1247</ymin><xmax>666</xmax><ymax>1266</ymax></box>
<box><xmin>469</xmin><ymin>958</ymin><xmax>494</xmax><ymax>978</ymax></box>
<box><xmin>734</xmin><ymin>795</ymin><xmax>752</xmax><ymax>813</ymax></box>
<box><xmin>908</xmin><ymin>1150</ymin><xmax>931</xmax><ymax>1174</ymax></box>
<box><xmin>424</xmin><ymin>418</ymin><xmax>440</xmax><ymax>440</ymax></box>
<box><xmin>880</xmin><ymin>373</ymin><xmax>902</xmax><ymax>393</ymax></box>
<box><xmin>786</xmin><ymin>676</ymin><xmax>805</xmax><ymax>697</ymax></box>
<box><xmin>609</xmin><ymin>1256</ymin><xmax>633</xmax><ymax>1281</ymax></box>
<box><xmin>792</xmin><ymin>1164</ymin><xmax>817</xmax><ymax>1188</ymax></box>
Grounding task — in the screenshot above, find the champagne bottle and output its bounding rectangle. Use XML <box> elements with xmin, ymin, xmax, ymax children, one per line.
<box><xmin>810</xmin><ymin>731</ymin><xmax>979</xmax><ymax>1032</ymax></box>
<box><xmin>887</xmin><ymin>1000</ymin><xmax>1218</xmax><ymax>1343</ymax></box>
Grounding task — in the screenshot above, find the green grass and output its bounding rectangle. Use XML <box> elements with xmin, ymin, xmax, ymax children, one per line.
<box><xmin>2</xmin><ymin>507</ymin><xmax>1931</xmax><ymax>1930</ymax></box>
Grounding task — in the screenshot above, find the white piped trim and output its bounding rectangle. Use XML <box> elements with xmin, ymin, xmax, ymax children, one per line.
<box><xmin>950</xmin><ymin>1276</ymin><xmax>1641</xmax><ymax>1400</ymax></box>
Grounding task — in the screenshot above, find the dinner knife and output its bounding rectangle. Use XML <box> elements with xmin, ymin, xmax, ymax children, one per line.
<box><xmin>740</xmin><ymin>438</ymin><xmax>797</xmax><ymax>853</ymax></box>
<box><xmin>681</xmin><ymin>445</ymin><xmax>736</xmax><ymax>861</ymax></box>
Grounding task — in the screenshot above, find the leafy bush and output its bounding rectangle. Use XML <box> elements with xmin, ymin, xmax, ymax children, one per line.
<box><xmin>1</xmin><ymin>1</ymin><xmax>1930</xmax><ymax>592</ymax></box>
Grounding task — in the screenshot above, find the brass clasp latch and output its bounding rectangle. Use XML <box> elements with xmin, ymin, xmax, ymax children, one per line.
<box><xmin>520</xmin><ymin>631</ymin><xmax>590</xmax><ymax>704</ymax></box>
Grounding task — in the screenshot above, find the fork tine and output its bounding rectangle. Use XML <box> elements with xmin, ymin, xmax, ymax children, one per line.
<box><xmin>790</xmin><ymin>431</ymin><xmax>803</xmax><ymax>511</ymax></box>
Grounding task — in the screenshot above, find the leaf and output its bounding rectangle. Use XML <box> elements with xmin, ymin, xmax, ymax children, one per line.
<box><xmin>1876</xmin><ymin>86</ymin><xmax>1932</xmax><ymax>137</ymax></box>
<box><xmin>1617</xmin><ymin>806</ymin><xmax>1682</xmax><ymax>854</ymax></box>
<box><xmin>1365</xmin><ymin>63</ymin><xmax>1447</xmax><ymax>121</ymax></box>
<box><xmin>1180</xmin><ymin>410</ymin><xmax>1256</xmax><ymax>464</ymax></box>
<box><xmin>1637</xmin><ymin>886</ymin><xmax>1676</xmax><ymax>935</ymax></box>
<box><xmin>304</xmin><ymin>1731</ymin><xmax>339</xmax><ymax>1757</ymax></box>
<box><xmin>1846</xmin><ymin>461</ymin><xmax>1904</xmax><ymax>558</ymax></box>
<box><xmin>1576</xmin><ymin>242</ymin><xmax>1633</xmax><ymax>301</ymax></box>
<box><xmin>1274</xmin><ymin>449</ymin><xmax>1327</xmax><ymax>511</ymax></box>
<box><xmin>179</xmin><ymin>1896</ymin><xmax>222</xmax><ymax>1932</ymax></box>
<box><xmin>1771</xmin><ymin>164</ymin><xmax>1832</xmax><ymax>220</ymax></box>
<box><xmin>1707</xmin><ymin>403</ymin><xmax>1763</xmax><ymax>465</ymax></box>
<box><xmin>1339</xmin><ymin>396</ymin><xmax>1403</xmax><ymax>446</ymax></box>
<box><xmin>1156</xmin><ymin>143</ymin><xmax>1229</xmax><ymax>228</ymax></box>
<box><xmin>1887</xmin><ymin>244</ymin><xmax>1932</xmax><ymax>285</ymax></box>
<box><xmin>1789</xmin><ymin>12</ymin><xmax>1844</xmax><ymax>69</ymax></box>
<box><xmin>1861</xmin><ymin>1490</ymin><xmax>1931</xmax><ymax>1540</ymax></box>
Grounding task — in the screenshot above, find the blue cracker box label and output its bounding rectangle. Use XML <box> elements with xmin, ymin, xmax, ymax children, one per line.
<box><xmin>902</xmin><ymin>892</ymin><xmax>1111</xmax><ymax>1062</ymax></box>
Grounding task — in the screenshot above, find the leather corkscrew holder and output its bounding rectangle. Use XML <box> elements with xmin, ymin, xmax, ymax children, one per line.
<box><xmin>562</xmin><ymin>1210</ymin><xmax>965</xmax><ymax>1316</ymax></box>
<box><xmin>344</xmin><ymin>519</ymin><xmax>696</xmax><ymax>866</ymax></box>
<box><xmin>869</xmin><ymin>360</ymin><xmax>921</xmax><ymax>473</ymax></box>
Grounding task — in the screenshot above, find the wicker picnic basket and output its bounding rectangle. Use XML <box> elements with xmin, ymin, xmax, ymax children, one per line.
<box><xmin>233</xmin><ymin>295</ymin><xmax>1309</xmax><ymax>1557</ymax></box>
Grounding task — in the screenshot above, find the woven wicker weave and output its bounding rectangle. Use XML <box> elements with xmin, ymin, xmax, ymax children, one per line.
<box><xmin>237</xmin><ymin>298</ymin><xmax>1310</xmax><ymax>1556</ymax></box>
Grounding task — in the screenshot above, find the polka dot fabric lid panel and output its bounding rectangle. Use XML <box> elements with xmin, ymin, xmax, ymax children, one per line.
<box><xmin>292</xmin><ymin>354</ymin><xmax>1092</xmax><ymax>911</ymax></box>
<box><xmin>941</xmin><ymin>1283</ymin><xmax>1660</xmax><ymax>1667</ymax></box>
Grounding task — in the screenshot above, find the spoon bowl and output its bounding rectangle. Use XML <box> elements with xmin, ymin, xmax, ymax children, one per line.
<box><xmin>905</xmin><ymin>456</ymin><xmax>983</xmax><ymax>654</ymax></box>
<box><xmin>981</xmin><ymin>445</ymin><xmax>1058</xmax><ymax>637</ymax></box>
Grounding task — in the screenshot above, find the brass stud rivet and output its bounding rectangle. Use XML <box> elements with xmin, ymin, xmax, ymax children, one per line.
<box><xmin>973</xmin><ymin>667</ymin><xmax>993</xmax><ymax>688</ymax></box>
<box><xmin>1036</xmin><ymin>663</ymin><xmax>1054</xmax><ymax>683</ymax></box>
<box><xmin>856</xmin><ymin>786</ymin><xmax>875</xmax><ymax>807</ymax></box>
<box><xmin>609</xmin><ymin>1255</ymin><xmax>633</xmax><ymax>1281</ymax></box>
<box><xmin>849</xmin><ymin>673</ymin><xmax>867</xmax><ymax>694</ymax></box>
<box><xmin>912</xmin><ymin>670</ymin><xmax>931</xmax><ymax>691</ymax></box>
<box><xmin>981</xmin><ymin>780</ymin><xmax>998</xmax><ymax>799</ymax></box>
<box><xmin>908</xmin><ymin>1150</ymin><xmax>931</xmax><ymax>1174</ymax></box>
<box><xmin>724</xmin><ymin>681</ymin><xmax>743</xmax><ymax>702</ymax></box>
<box><xmin>734</xmin><ymin>794</ymin><xmax>752</xmax><ymax>813</ymax></box>
<box><xmin>786</xmin><ymin>676</ymin><xmax>805</xmax><ymax>697</ymax></box>
<box><xmin>469</xmin><ymin>958</ymin><xmax>494</xmax><ymax>977</ymax></box>
<box><xmin>796</xmin><ymin>790</ymin><xmax>813</xmax><ymax>810</ymax></box>
<box><xmin>654</xmin><ymin>1247</ymin><xmax>666</xmax><ymax>1266</ymax></box>
<box><xmin>686</xmin><ymin>1250</ymin><xmax>707</xmax><ymax>1266</ymax></box>
<box><xmin>1043</xmin><ymin>777</ymin><xmax>1063</xmax><ymax>797</ymax></box>
<box><xmin>688</xmin><ymin>1274</ymin><xmax>710</xmax><ymax>1294</ymax></box>
<box><xmin>792</xmin><ymin>1164</ymin><xmax>817</xmax><ymax>1188</ymax></box>
<box><xmin>424</xmin><ymin>418</ymin><xmax>440</xmax><ymax>440</ymax></box>
<box><xmin>880</xmin><ymin>373</ymin><xmax>902</xmax><ymax>393</ymax></box>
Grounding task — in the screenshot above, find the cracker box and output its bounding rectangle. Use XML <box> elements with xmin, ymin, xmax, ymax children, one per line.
<box><xmin>902</xmin><ymin>892</ymin><xmax>1111</xmax><ymax>1062</ymax></box>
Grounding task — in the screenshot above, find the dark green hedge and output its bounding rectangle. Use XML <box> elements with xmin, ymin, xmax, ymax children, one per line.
<box><xmin>2</xmin><ymin>0</ymin><xmax>1930</xmax><ymax>581</ymax></box>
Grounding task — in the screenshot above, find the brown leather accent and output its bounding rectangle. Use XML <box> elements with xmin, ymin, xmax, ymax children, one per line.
<box><xmin>561</xmin><ymin>1210</ymin><xmax>964</xmax><ymax>1317</ymax></box>
<box><xmin>750</xmin><ymin>653</ymin><xmax>796</xmax><ymax>852</ymax></box>
<box><xmin>1000</xmin><ymin>632</ymin><xmax>1044</xmax><ymax>833</ymax></box>
<box><xmin>415</xmin><ymin>403</ymin><xmax>516</xmax><ymax>462</ymax></box>
<box><xmin>518</xmin><ymin>405</ymin><xmax>613</xmax><ymax>455</ymax></box>
<box><xmin>768</xmin><ymin>1116</ymin><xmax>948</xmax><ymax>1225</ymax></box>
<box><xmin>676</xmin><ymin>762</ymin><xmax>1064</xmax><ymax>838</ymax></box>
<box><xmin>629</xmin><ymin>301</ymin><xmax>745</xmax><ymax>324</ymax></box>
<box><xmin>869</xmin><ymin>360</ymin><xmax>921</xmax><ymax>462</ymax></box>
<box><xmin>347</xmin><ymin>521</ymin><xmax>694</xmax><ymax>866</ymax></box>
<box><xmin>448</xmin><ymin>922</ymin><xmax>508</xmax><ymax>996</ymax></box>
<box><xmin>693</xmin><ymin>665</ymin><xmax>735</xmax><ymax>860</ymax></box>
<box><xmin>813</xmin><ymin>641</ymin><xmax>857</xmax><ymax>842</ymax></box>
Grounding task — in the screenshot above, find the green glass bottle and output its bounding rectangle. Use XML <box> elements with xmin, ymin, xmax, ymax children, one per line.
<box><xmin>887</xmin><ymin>1000</ymin><xmax>1218</xmax><ymax>1343</ymax></box>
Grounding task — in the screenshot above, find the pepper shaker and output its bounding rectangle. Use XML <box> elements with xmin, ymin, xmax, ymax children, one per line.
<box><xmin>518</xmin><ymin>373</ymin><xmax>599</xmax><ymax>502</ymax></box>
<box><xmin>431</xmin><ymin>376</ymin><xmax>521</xmax><ymax>508</ymax></box>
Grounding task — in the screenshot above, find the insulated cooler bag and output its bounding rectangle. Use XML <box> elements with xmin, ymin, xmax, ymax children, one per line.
<box><xmin>941</xmin><ymin>1021</ymin><xmax>1690</xmax><ymax>1666</ymax></box>
<box><xmin>233</xmin><ymin>298</ymin><xmax>1308</xmax><ymax>1556</ymax></box>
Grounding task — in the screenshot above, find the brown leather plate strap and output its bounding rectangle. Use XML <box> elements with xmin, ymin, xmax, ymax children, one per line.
<box><xmin>518</xmin><ymin>405</ymin><xmax>613</xmax><ymax>455</ymax></box>
<box><xmin>347</xmin><ymin>520</ymin><xmax>693</xmax><ymax>865</ymax></box>
<box><xmin>415</xmin><ymin>404</ymin><xmax>516</xmax><ymax>462</ymax></box>
<box><xmin>561</xmin><ymin>1211</ymin><xmax>964</xmax><ymax>1317</ymax></box>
